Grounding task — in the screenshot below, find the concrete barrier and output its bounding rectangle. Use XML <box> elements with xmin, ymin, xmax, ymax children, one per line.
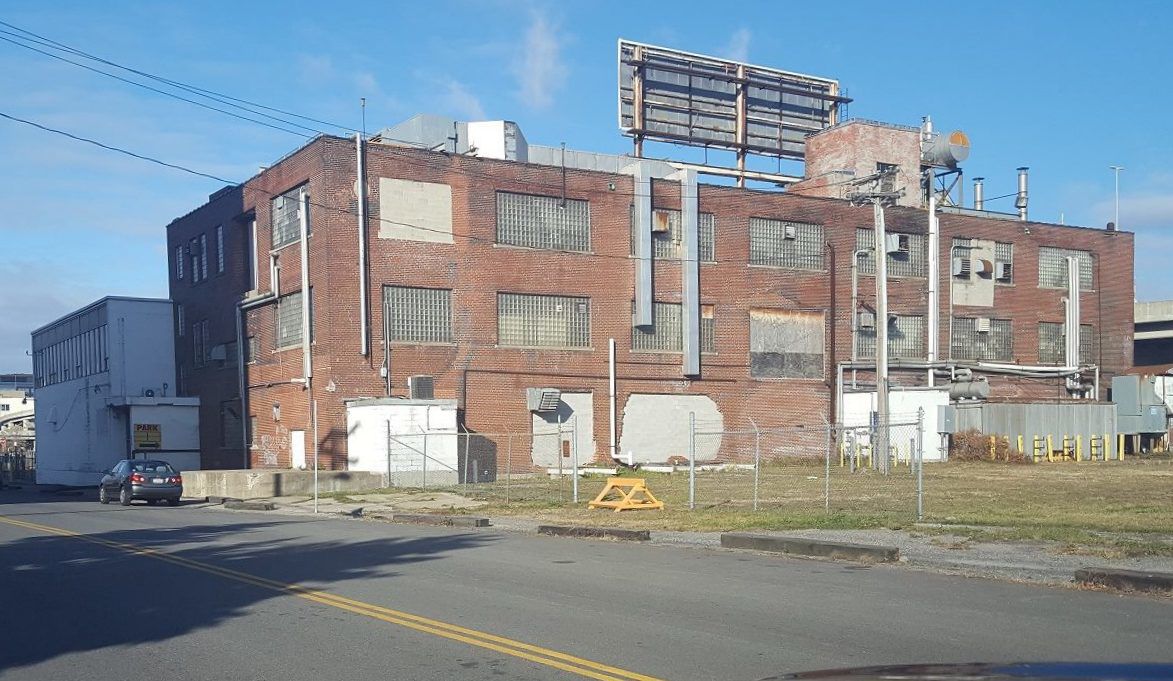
<box><xmin>182</xmin><ymin>469</ymin><xmax>385</xmax><ymax>500</ymax></box>
<box><xmin>1075</xmin><ymin>567</ymin><xmax>1173</xmax><ymax>593</ymax></box>
<box><xmin>720</xmin><ymin>533</ymin><xmax>899</xmax><ymax>563</ymax></box>
<box><xmin>537</xmin><ymin>525</ymin><xmax>651</xmax><ymax>542</ymax></box>
<box><xmin>223</xmin><ymin>500</ymin><xmax>276</xmax><ymax>511</ymax></box>
<box><xmin>391</xmin><ymin>513</ymin><xmax>489</xmax><ymax>528</ymax></box>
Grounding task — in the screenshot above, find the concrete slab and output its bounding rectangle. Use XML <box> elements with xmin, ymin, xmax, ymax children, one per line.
<box><xmin>390</xmin><ymin>513</ymin><xmax>490</xmax><ymax>528</ymax></box>
<box><xmin>720</xmin><ymin>533</ymin><xmax>899</xmax><ymax>563</ymax></box>
<box><xmin>538</xmin><ymin>525</ymin><xmax>651</xmax><ymax>542</ymax></box>
<box><xmin>1075</xmin><ymin>567</ymin><xmax>1173</xmax><ymax>593</ymax></box>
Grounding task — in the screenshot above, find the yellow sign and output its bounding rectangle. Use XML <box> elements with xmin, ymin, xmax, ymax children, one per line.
<box><xmin>134</xmin><ymin>423</ymin><xmax>161</xmax><ymax>449</ymax></box>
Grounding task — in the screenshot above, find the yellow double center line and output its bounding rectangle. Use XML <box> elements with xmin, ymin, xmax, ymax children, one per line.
<box><xmin>0</xmin><ymin>515</ymin><xmax>664</xmax><ymax>681</ymax></box>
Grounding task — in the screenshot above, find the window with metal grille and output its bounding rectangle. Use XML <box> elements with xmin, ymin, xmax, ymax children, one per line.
<box><xmin>174</xmin><ymin>245</ymin><xmax>184</xmax><ymax>280</ymax></box>
<box><xmin>857</xmin><ymin>314</ymin><xmax>925</xmax><ymax>359</ymax></box>
<box><xmin>1038</xmin><ymin>246</ymin><xmax>1093</xmax><ymax>289</ymax></box>
<box><xmin>497</xmin><ymin>293</ymin><xmax>590</xmax><ymax>348</ymax></box>
<box><xmin>192</xmin><ymin>320</ymin><xmax>209</xmax><ymax>368</ymax></box>
<box><xmin>271</xmin><ymin>185</ymin><xmax>308</xmax><ymax>249</ymax></box>
<box><xmin>496</xmin><ymin>192</ymin><xmax>591</xmax><ymax>252</ymax></box>
<box><xmin>630</xmin><ymin>208</ymin><xmax>716</xmax><ymax>262</ymax></box>
<box><xmin>856</xmin><ymin>228</ymin><xmax>926</xmax><ymax>277</ymax></box>
<box><xmin>995</xmin><ymin>241</ymin><xmax>1013</xmax><ymax>283</ymax></box>
<box><xmin>246</xmin><ymin>336</ymin><xmax>258</xmax><ymax>363</ymax></box>
<box><xmin>384</xmin><ymin>286</ymin><xmax>453</xmax><ymax>344</ymax></box>
<box><xmin>1038</xmin><ymin>322</ymin><xmax>1095</xmax><ymax>365</ymax></box>
<box><xmin>216</xmin><ymin>224</ymin><xmax>225</xmax><ymax>273</ymax></box>
<box><xmin>199</xmin><ymin>233</ymin><xmax>208</xmax><ymax>280</ymax></box>
<box><xmin>951</xmin><ymin>317</ymin><xmax>1012</xmax><ymax>361</ymax></box>
<box><xmin>631</xmin><ymin>301</ymin><xmax>715</xmax><ymax>353</ymax></box>
<box><xmin>749</xmin><ymin>309</ymin><xmax>824</xmax><ymax>379</ymax></box>
<box><xmin>189</xmin><ymin>237</ymin><xmax>200</xmax><ymax>284</ymax></box>
<box><xmin>275</xmin><ymin>291</ymin><xmax>306</xmax><ymax>349</ymax></box>
<box><xmin>749</xmin><ymin>218</ymin><xmax>824</xmax><ymax>270</ymax></box>
<box><xmin>177</xmin><ymin>305</ymin><xmax>185</xmax><ymax>337</ymax></box>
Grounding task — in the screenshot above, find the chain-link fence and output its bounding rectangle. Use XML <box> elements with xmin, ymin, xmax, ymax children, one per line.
<box><xmin>378</xmin><ymin>410</ymin><xmax>927</xmax><ymax>521</ymax></box>
<box><xmin>1</xmin><ymin>451</ymin><xmax>36</xmax><ymax>485</ymax></box>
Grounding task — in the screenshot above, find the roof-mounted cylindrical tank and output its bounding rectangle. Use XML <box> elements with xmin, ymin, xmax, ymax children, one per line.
<box><xmin>973</xmin><ymin>177</ymin><xmax>985</xmax><ymax>210</ymax></box>
<box><xmin>922</xmin><ymin>130</ymin><xmax>970</xmax><ymax>168</ymax></box>
<box><xmin>1015</xmin><ymin>167</ymin><xmax>1029</xmax><ymax>221</ymax></box>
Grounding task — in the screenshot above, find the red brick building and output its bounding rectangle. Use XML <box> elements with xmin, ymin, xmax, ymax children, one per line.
<box><xmin>166</xmin><ymin>117</ymin><xmax>1134</xmax><ymax>472</ymax></box>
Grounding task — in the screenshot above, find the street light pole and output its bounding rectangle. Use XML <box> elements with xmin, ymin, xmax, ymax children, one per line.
<box><xmin>1109</xmin><ymin>165</ymin><xmax>1124</xmax><ymax>229</ymax></box>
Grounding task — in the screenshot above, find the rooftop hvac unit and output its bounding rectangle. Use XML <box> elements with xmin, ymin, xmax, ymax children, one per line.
<box><xmin>952</xmin><ymin>257</ymin><xmax>971</xmax><ymax>277</ymax></box>
<box><xmin>783</xmin><ymin>223</ymin><xmax>797</xmax><ymax>240</ymax></box>
<box><xmin>408</xmin><ymin>375</ymin><xmax>435</xmax><ymax>400</ymax></box>
<box><xmin>975</xmin><ymin>317</ymin><xmax>991</xmax><ymax>334</ymax></box>
<box><xmin>995</xmin><ymin>261</ymin><xmax>1013</xmax><ymax>281</ymax></box>
<box><xmin>857</xmin><ymin>311</ymin><xmax>876</xmax><ymax>330</ymax></box>
<box><xmin>526</xmin><ymin>387</ymin><xmax>561</xmax><ymax>412</ymax></box>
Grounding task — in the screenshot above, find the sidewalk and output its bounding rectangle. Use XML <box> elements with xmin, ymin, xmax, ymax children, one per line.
<box><xmin>213</xmin><ymin>492</ymin><xmax>1173</xmax><ymax>589</ymax></box>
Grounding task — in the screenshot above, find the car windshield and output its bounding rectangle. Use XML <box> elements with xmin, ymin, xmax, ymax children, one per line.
<box><xmin>129</xmin><ymin>462</ymin><xmax>175</xmax><ymax>475</ymax></box>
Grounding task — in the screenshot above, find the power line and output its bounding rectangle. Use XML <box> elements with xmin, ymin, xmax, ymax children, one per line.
<box><xmin>0</xmin><ymin>108</ymin><xmax>872</xmax><ymax>267</ymax></box>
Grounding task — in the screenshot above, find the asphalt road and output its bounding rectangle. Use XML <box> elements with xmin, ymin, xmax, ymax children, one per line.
<box><xmin>1</xmin><ymin>489</ymin><xmax>1171</xmax><ymax>681</ymax></box>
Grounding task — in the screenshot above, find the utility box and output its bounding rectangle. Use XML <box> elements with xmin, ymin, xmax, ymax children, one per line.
<box><xmin>1113</xmin><ymin>375</ymin><xmax>1170</xmax><ymax>434</ymax></box>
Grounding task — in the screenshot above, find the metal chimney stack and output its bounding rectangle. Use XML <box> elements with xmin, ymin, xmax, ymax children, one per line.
<box><xmin>973</xmin><ymin>177</ymin><xmax>985</xmax><ymax>210</ymax></box>
<box><xmin>1015</xmin><ymin>167</ymin><xmax>1029</xmax><ymax>221</ymax></box>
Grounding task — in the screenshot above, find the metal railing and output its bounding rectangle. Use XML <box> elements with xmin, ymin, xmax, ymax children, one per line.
<box><xmin>1</xmin><ymin>450</ymin><xmax>36</xmax><ymax>484</ymax></box>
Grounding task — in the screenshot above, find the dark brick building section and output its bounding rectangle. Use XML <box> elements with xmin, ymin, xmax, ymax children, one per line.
<box><xmin>168</xmin><ymin>134</ymin><xmax>1134</xmax><ymax>471</ymax></box>
<box><xmin>166</xmin><ymin>185</ymin><xmax>250</xmax><ymax>469</ymax></box>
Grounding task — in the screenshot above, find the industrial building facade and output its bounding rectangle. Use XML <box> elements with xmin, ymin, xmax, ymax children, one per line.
<box><xmin>167</xmin><ymin>119</ymin><xmax>1134</xmax><ymax>471</ymax></box>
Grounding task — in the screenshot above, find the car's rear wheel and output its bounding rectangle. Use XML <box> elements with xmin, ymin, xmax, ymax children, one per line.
<box><xmin>167</xmin><ymin>498</ymin><xmax>179</xmax><ymax>507</ymax></box>
<box><xmin>146</xmin><ymin>499</ymin><xmax>157</xmax><ymax>506</ymax></box>
<box><xmin>98</xmin><ymin>487</ymin><xmax>109</xmax><ymax>504</ymax></box>
<box><xmin>119</xmin><ymin>486</ymin><xmax>132</xmax><ymax>506</ymax></box>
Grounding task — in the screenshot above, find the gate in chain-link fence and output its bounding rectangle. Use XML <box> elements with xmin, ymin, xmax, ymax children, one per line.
<box><xmin>691</xmin><ymin>409</ymin><xmax>926</xmax><ymax>521</ymax></box>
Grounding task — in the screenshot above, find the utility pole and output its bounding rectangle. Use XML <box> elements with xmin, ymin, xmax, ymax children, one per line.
<box><xmin>849</xmin><ymin>169</ymin><xmax>901</xmax><ymax>474</ymax></box>
<box><xmin>1109</xmin><ymin>165</ymin><xmax>1124</xmax><ymax>229</ymax></box>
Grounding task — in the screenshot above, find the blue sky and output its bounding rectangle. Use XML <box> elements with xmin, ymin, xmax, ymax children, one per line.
<box><xmin>1</xmin><ymin>0</ymin><xmax>1171</xmax><ymax>371</ymax></box>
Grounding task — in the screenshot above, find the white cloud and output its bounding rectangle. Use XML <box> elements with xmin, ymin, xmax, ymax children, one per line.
<box><xmin>512</xmin><ymin>12</ymin><xmax>568</xmax><ymax>110</ymax></box>
<box><xmin>442</xmin><ymin>80</ymin><xmax>486</xmax><ymax>121</ymax></box>
<box><xmin>722</xmin><ymin>28</ymin><xmax>751</xmax><ymax>63</ymax></box>
<box><xmin>297</xmin><ymin>54</ymin><xmax>335</xmax><ymax>83</ymax></box>
<box><xmin>1087</xmin><ymin>179</ymin><xmax>1173</xmax><ymax>301</ymax></box>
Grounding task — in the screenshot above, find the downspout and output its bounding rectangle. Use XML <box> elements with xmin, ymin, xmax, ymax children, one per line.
<box><xmin>235</xmin><ymin>300</ymin><xmax>249</xmax><ymax>468</ymax></box>
<box><xmin>826</xmin><ymin>241</ymin><xmax>837</xmax><ymax>427</ymax></box>
<box><xmin>299</xmin><ymin>190</ymin><xmax>313</xmax><ymax>465</ymax></box>
<box><xmin>926</xmin><ymin>170</ymin><xmax>939</xmax><ymax>388</ymax></box>
<box><xmin>609</xmin><ymin>338</ymin><xmax>617</xmax><ymax>461</ymax></box>
<box><xmin>356</xmin><ymin>133</ymin><xmax>370</xmax><ymax>357</ymax></box>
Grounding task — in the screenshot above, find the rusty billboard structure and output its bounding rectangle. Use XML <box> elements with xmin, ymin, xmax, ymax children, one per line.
<box><xmin>618</xmin><ymin>39</ymin><xmax>850</xmax><ymax>184</ymax></box>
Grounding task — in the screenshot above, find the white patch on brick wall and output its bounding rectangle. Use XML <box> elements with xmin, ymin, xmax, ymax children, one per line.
<box><xmin>618</xmin><ymin>394</ymin><xmax>722</xmax><ymax>463</ymax></box>
<box><xmin>378</xmin><ymin>178</ymin><xmax>453</xmax><ymax>243</ymax></box>
<box><xmin>531</xmin><ymin>391</ymin><xmax>595</xmax><ymax>468</ymax></box>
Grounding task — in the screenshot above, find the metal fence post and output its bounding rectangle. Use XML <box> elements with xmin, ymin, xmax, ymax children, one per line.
<box><xmin>825</xmin><ymin>424</ymin><xmax>833</xmax><ymax>512</ymax></box>
<box><xmin>571</xmin><ymin>415</ymin><xmax>579</xmax><ymax>503</ymax></box>
<box><xmin>688</xmin><ymin>411</ymin><xmax>696</xmax><ymax>510</ymax></box>
<box><xmin>749</xmin><ymin>417</ymin><xmax>760</xmax><ymax>512</ymax></box>
<box><xmin>422</xmin><ymin>431</ymin><xmax>428</xmax><ymax>490</ymax></box>
<box><xmin>505</xmin><ymin>433</ymin><xmax>512</xmax><ymax>502</ymax></box>
<box><xmin>460</xmin><ymin>429</ymin><xmax>467</xmax><ymax>484</ymax></box>
<box><xmin>916</xmin><ymin>407</ymin><xmax>925</xmax><ymax>522</ymax></box>
<box><xmin>557</xmin><ymin>414</ymin><xmax>564</xmax><ymax>503</ymax></box>
<box><xmin>385</xmin><ymin>420</ymin><xmax>392</xmax><ymax>488</ymax></box>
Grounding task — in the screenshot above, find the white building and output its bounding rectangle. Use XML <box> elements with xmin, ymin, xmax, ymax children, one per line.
<box><xmin>31</xmin><ymin>297</ymin><xmax>200</xmax><ymax>486</ymax></box>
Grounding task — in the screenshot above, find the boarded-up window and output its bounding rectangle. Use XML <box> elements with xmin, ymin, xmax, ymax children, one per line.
<box><xmin>275</xmin><ymin>291</ymin><xmax>308</xmax><ymax>349</ymax></box>
<box><xmin>632</xmin><ymin>301</ymin><xmax>715</xmax><ymax>353</ymax></box>
<box><xmin>496</xmin><ymin>192</ymin><xmax>590</xmax><ymax>252</ymax></box>
<box><xmin>630</xmin><ymin>208</ymin><xmax>716</xmax><ymax>262</ymax></box>
<box><xmin>1039</xmin><ymin>246</ymin><xmax>1093</xmax><ymax>289</ymax></box>
<box><xmin>749</xmin><ymin>309</ymin><xmax>824</xmax><ymax>379</ymax></box>
<box><xmin>857</xmin><ymin>314</ymin><xmax>925</xmax><ymax>359</ymax></box>
<box><xmin>1038</xmin><ymin>322</ymin><xmax>1095</xmax><ymax>365</ymax></box>
<box><xmin>857</xmin><ymin>228</ymin><xmax>926</xmax><ymax>277</ymax></box>
<box><xmin>498</xmin><ymin>293</ymin><xmax>590</xmax><ymax>348</ymax></box>
<box><xmin>384</xmin><ymin>286</ymin><xmax>452</xmax><ymax>344</ymax></box>
<box><xmin>951</xmin><ymin>317</ymin><xmax>1012</xmax><ymax>361</ymax></box>
<box><xmin>271</xmin><ymin>185</ymin><xmax>307</xmax><ymax>249</ymax></box>
<box><xmin>749</xmin><ymin>218</ymin><xmax>824</xmax><ymax>270</ymax></box>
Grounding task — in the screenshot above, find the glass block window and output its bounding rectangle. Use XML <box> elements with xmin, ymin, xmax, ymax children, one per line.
<box><xmin>498</xmin><ymin>293</ymin><xmax>590</xmax><ymax>348</ymax></box>
<box><xmin>750</xmin><ymin>309</ymin><xmax>824</xmax><ymax>379</ymax></box>
<box><xmin>748</xmin><ymin>218</ymin><xmax>824</xmax><ymax>270</ymax></box>
<box><xmin>995</xmin><ymin>242</ymin><xmax>1013</xmax><ymax>283</ymax></box>
<box><xmin>630</xmin><ymin>208</ymin><xmax>716</xmax><ymax>262</ymax></box>
<box><xmin>856</xmin><ymin>228</ymin><xmax>926</xmax><ymax>277</ymax></box>
<box><xmin>951</xmin><ymin>317</ymin><xmax>1012</xmax><ymax>361</ymax></box>
<box><xmin>216</xmin><ymin>224</ymin><xmax>225</xmax><ymax>273</ymax></box>
<box><xmin>1039</xmin><ymin>246</ymin><xmax>1093</xmax><ymax>289</ymax></box>
<box><xmin>1039</xmin><ymin>322</ymin><xmax>1095</xmax><ymax>365</ymax></box>
<box><xmin>632</xmin><ymin>302</ymin><xmax>715</xmax><ymax>353</ymax></box>
<box><xmin>199</xmin><ymin>233</ymin><xmax>209</xmax><ymax>280</ymax></box>
<box><xmin>272</xmin><ymin>185</ymin><xmax>308</xmax><ymax>249</ymax></box>
<box><xmin>174</xmin><ymin>245</ymin><xmax>184</xmax><ymax>280</ymax></box>
<box><xmin>275</xmin><ymin>291</ymin><xmax>306</xmax><ymax>349</ymax></box>
<box><xmin>384</xmin><ymin>286</ymin><xmax>453</xmax><ymax>344</ymax></box>
<box><xmin>857</xmin><ymin>314</ymin><xmax>925</xmax><ymax>360</ymax></box>
<box><xmin>496</xmin><ymin>192</ymin><xmax>590</xmax><ymax>252</ymax></box>
<box><xmin>192</xmin><ymin>320</ymin><xmax>209</xmax><ymax>368</ymax></box>
<box><xmin>246</xmin><ymin>336</ymin><xmax>258</xmax><ymax>363</ymax></box>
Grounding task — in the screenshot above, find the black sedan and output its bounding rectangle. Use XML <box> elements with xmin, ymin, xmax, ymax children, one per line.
<box><xmin>99</xmin><ymin>459</ymin><xmax>183</xmax><ymax>506</ymax></box>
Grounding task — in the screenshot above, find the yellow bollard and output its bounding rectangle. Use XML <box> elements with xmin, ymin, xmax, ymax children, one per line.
<box><xmin>1047</xmin><ymin>435</ymin><xmax>1055</xmax><ymax>462</ymax></box>
<box><xmin>1104</xmin><ymin>433</ymin><xmax>1110</xmax><ymax>461</ymax></box>
<box><xmin>989</xmin><ymin>436</ymin><xmax>996</xmax><ymax>461</ymax></box>
<box><xmin>1118</xmin><ymin>433</ymin><xmax>1125</xmax><ymax>461</ymax></box>
<box><xmin>1017</xmin><ymin>435</ymin><xmax>1024</xmax><ymax>458</ymax></box>
<box><xmin>1076</xmin><ymin>435</ymin><xmax>1082</xmax><ymax>463</ymax></box>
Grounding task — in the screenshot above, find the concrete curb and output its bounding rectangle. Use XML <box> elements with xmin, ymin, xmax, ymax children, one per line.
<box><xmin>223</xmin><ymin>500</ymin><xmax>276</xmax><ymax>511</ymax></box>
<box><xmin>720</xmin><ymin>533</ymin><xmax>899</xmax><ymax>563</ymax></box>
<box><xmin>1075</xmin><ymin>567</ymin><xmax>1173</xmax><ymax>593</ymax></box>
<box><xmin>205</xmin><ymin>496</ymin><xmax>242</xmax><ymax>505</ymax></box>
<box><xmin>538</xmin><ymin>525</ymin><xmax>651</xmax><ymax>542</ymax></box>
<box><xmin>391</xmin><ymin>513</ymin><xmax>490</xmax><ymax>528</ymax></box>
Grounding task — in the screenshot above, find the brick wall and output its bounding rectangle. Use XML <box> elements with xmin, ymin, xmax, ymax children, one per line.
<box><xmin>174</xmin><ymin>135</ymin><xmax>1134</xmax><ymax>471</ymax></box>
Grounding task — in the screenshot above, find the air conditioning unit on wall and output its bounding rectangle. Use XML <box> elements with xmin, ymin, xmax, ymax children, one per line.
<box><xmin>526</xmin><ymin>387</ymin><xmax>561</xmax><ymax>412</ymax></box>
<box><xmin>857</xmin><ymin>311</ymin><xmax>876</xmax><ymax>330</ymax></box>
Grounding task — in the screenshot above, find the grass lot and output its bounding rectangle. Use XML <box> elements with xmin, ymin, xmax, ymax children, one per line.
<box><xmin>418</xmin><ymin>459</ymin><xmax>1173</xmax><ymax>554</ymax></box>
